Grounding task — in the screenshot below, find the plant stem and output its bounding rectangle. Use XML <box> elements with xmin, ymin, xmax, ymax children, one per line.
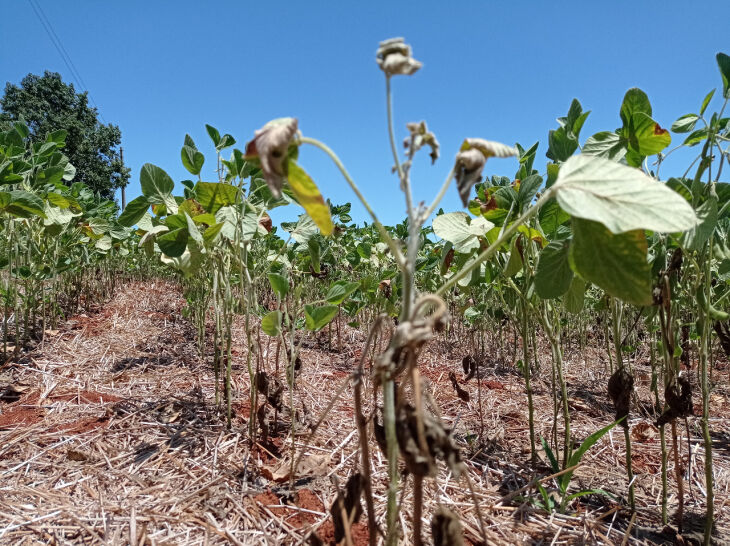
<box><xmin>299</xmin><ymin>136</ymin><xmax>405</xmax><ymax>269</ymax></box>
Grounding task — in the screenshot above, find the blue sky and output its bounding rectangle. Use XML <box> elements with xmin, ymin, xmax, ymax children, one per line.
<box><xmin>2</xmin><ymin>1</ymin><xmax>729</xmax><ymax>227</ymax></box>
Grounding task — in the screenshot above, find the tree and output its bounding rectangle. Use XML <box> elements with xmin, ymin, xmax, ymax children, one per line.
<box><xmin>0</xmin><ymin>71</ymin><xmax>129</xmax><ymax>201</ymax></box>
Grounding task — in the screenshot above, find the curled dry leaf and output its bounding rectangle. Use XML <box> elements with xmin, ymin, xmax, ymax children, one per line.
<box><xmin>255</xmin><ymin>371</ymin><xmax>284</xmax><ymax>411</ymax></box>
<box><xmin>330</xmin><ymin>473</ymin><xmax>365</xmax><ymax>543</ymax></box>
<box><xmin>376</xmin><ymin>37</ymin><xmax>422</xmax><ymax>76</ymax></box>
<box><xmin>395</xmin><ymin>403</ymin><xmax>462</xmax><ymax>478</ymax></box>
<box><xmin>461</xmin><ymin>355</ymin><xmax>476</xmax><ymax>381</ymax></box>
<box><xmin>245</xmin><ymin>117</ymin><xmax>298</xmax><ymax>198</ymax></box>
<box><xmin>656</xmin><ymin>372</ymin><xmax>693</xmax><ymax>426</ymax></box>
<box><xmin>607</xmin><ymin>367</ymin><xmax>633</xmax><ymax>428</ymax></box>
<box><xmin>432</xmin><ymin>507</ymin><xmax>464</xmax><ymax>546</ymax></box>
<box><xmin>405</xmin><ymin>120</ymin><xmax>440</xmax><ymax>164</ymax></box>
<box><xmin>259</xmin><ymin>213</ymin><xmax>273</xmax><ymax>233</ymax></box>
<box><xmin>453</xmin><ymin>138</ymin><xmax>519</xmax><ymax>207</ymax></box>
<box><xmin>448</xmin><ymin>371</ymin><xmax>469</xmax><ymax>402</ymax></box>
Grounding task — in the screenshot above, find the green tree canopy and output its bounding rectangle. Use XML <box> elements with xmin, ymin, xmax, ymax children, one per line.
<box><xmin>0</xmin><ymin>71</ymin><xmax>129</xmax><ymax>200</ymax></box>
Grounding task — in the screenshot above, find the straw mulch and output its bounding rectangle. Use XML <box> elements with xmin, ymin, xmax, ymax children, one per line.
<box><xmin>1</xmin><ymin>280</ymin><xmax>729</xmax><ymax>545</ymax></box>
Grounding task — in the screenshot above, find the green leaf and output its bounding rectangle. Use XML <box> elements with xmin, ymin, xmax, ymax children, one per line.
<box><xmin>286</xmin><ymin>160</ymin><xmax>334</xmax><ymax>236</ymax></box>
<box><xmin>564</xmin><ymin>276</ymin><xmax>586</xmax><ymax>314</ymax></box>
<box><xmin>268</xmin><ymin>272</ymin><xmax>289</xmax><ymax>298</ymax></box>
<box><xmin>184</xmin><ymin>212</ymin><xmax>204</xmax><ymax>247</ymax></box>
<box><xmin>95</xmin><ymin>234</ymin><xmax>112</xmax><ymax>251</ymax></box>
<box><xmin>553</xmin><ymin>154</ymin><xmax>698</xmax><ymax>234</ymax></box>
<box><xmin>581</xmin><ymin>131</ymin><xmax>626</xmax><ymax>160</ymax></box>
<box><xmin>717</xmin><ymin>53</ymin><xmax>730</xmax><ymax>98</ymax></box>
<box><xmin>432</xmin><ymin>212</ymin><xmax>493</xmax><ymax>253</ymax></box>
<box><xmin>503</xmin><ymin>237</ymin><xmax>523</xmax><ymax>277</ymax></box>
<box><xmin>546</xmin><ymin>127</ymin><xmax>578</xmax><ymax>162</ymax></box>
<box><xmin>46</xmin><ymin>129</ymin><xmax>67</xmax><ymax>145</ymax></box>
<box><xmin>261</xmin><ymin>311</ymin><xmax>282</xmax><ymax>337</ymax></box>
<box><xmin>620</xmin><ymin>88</ymin><xmax>652</xmax><ymax>126</ymax></box>
<box><xmin>517</xmin><ymin>174</ymin><xmax>542</xmax><ymax>209</ymax></box>
<box><xmin>683</xmin><ymin>128</ymin><xmax>709</xmax><ymax>147</ymax></box>
<box><xmin>540</xmin><ymin>437</ymin><xmax>560</xmax><ymax>474</ymax></box>
<box><xmin>671</xmin><ymin>114</ymin><xmax>699</xmax><ymax>134</ymax></box>
<box><xmin>570</xmin><ymin>218</ymin><xmax>652</xmax><ymax>306</ymax></box>
<box><xmin>628</xmin><ymin>112</ymin><xmax>671</xmax><ymax>156</ymax></box>
<box><xmin>535</xmin><ymin>240</ymin><xmax>574</xmax><ymax>299</ymax></box>
<box><xmin>538</xmin><ymin>199</ymin><xmax>570</xmax><ymax>235</ymax></box>
<box><xmin>46</xmin><ymin>192</ymin><xmax>70</xmax><ymax>209</ymax></box>
<box><xmin>308</xmin><ymin>238</ymin><xmax>321</xmax><ymax>273</ymax></box>
<box><xmin>181</xmin><ymin>144</ymin><xmax>205</xmax><ymax>176</ymax></box>
<box><xmin>157</xmin><ymin>227</ymin><xmax>189</xmax><ymax>257</ymax></box>
<box><xmin>304</xmin><ymin>304</ymin><xmax>339</xmax><ymax>332</ymax></box>
<box><xmin>140</xmin><ymin>163</ymin><xmax>176</xmax><ymax>213</ymax></box>
<box><xmin>118</xmin><ymin>195</ymin><xmax>150</xmax><ymax>227</ymax></box>
<box><xmin>194</xmin><ymin>182</ymin><xmax>239</xmax><ymax>214</ymax></box>
<box><xmin>681</xmin><ymin>197</ymin><xmax>717</xmax><ymax>252</ymax></box>
<box><xmin>0</xmin><ymin>190</ymin><xmax>46</xmax><ymax>218</ymax></box>
<box><xmin>700</xmin><ymin>89</ymin><xmax>715</xmax><ymax>116</ymax></box>
<box><xmin>561</xmin><ymin>419</ymin><xmax>621</xmax><ymax>492</ymax></box>
<box><xmin>205</xmin><ymin>124</ymin><xmax>221</xmax><ymax>147</ymax></box>
<box><xmin>326</xmin><ymin>280</ymin><xmax>360</xmax><ymax>305</ymax></box>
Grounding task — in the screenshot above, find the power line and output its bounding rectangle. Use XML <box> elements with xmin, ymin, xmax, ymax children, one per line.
<box><xmin>26</xmin><ymin>0</ymin><xmax>107</xmax><ymax>124</ymax></box>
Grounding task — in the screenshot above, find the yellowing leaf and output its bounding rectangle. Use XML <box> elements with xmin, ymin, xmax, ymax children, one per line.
<box><xmin>287</xmin><ymin>160</ymin><xmax>333</xmax><ymax>236</ymax></box>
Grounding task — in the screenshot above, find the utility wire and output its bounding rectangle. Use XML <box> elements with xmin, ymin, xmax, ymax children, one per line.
<box><xmin>26</xmin><ymin>0</ymin><xmax>107</xmax><ymax>124</ymax></box>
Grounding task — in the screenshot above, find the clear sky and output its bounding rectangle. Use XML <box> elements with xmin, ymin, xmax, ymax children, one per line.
<box><xmin>2</xmin><ymin>1</ymin><xmax>729</xmax><ymax>227</ymax></box>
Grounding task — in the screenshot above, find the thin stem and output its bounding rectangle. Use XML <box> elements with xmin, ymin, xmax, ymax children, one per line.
<box><xmin>422</xmin><ymin>168</ymin><xmax>455</xmax><ymax>221</ymax></box>
<box><xmin>299</xmin><ymin>136</ymin><xmax>405</xmax><ymax>268</ymax></box>
<box><xmin>385</xmin><ymin>76</ymin><xmax>413</xmax><ymax>217</ymax></box>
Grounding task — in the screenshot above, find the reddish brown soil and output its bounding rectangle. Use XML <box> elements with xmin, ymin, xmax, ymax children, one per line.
<box><xmin>252</xmin><ymin>488</ymin><xmax>325</xmax><ymax>529</ymax></box>
<box><xmin>50</xmin><ymin>415</ymin><xmax>110</xmax><ymax>434</ymax></box>
<box><xmin>0</xmin><ymin>407</ymin><xmax>44</xmax><ymax>429</ymax></box>
<box><xmin>314</xmin><ymin>521</ymin><xmax>369</xmax><ymax>545</ymax></box>
<box><xmin>50</xmin><ymin>390</ymin><xmax>121</xmax><ymax>404</ymax></box>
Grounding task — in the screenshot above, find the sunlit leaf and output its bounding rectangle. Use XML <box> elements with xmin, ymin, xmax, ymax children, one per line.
<box><xmin>286</xmin><ymin>160</ymin><xmax>333</xmax><ymax>236</ymax></box>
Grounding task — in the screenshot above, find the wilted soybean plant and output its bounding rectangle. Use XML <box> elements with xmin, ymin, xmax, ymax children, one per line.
<box><xmin>243</xmin><ymin>38</ymin><xmax>701</xmax><ymax>545</ymax></box>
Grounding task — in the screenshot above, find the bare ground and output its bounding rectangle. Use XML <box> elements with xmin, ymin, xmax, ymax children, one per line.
<box><xmin>1</xmin><ymin>281</ymin><xmax>729</xmax><ymax>545</ymax></box>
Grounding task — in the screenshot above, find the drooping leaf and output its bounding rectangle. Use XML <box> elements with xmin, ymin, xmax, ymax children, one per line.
<box><xmin>535</xmin><ymin>240</ymin><xmax>574</xmax><ymax>299</ymax></box>
<box><xmin>564</xmin><ymin>276</ymin><xmax>586</xmax><ymax>314</ymax></box>
<box><xmin>553</xmin><ymin>154</ymin><xmax>698</xmax><ymax>234</ymax></box>
<box><xmin>157</xmin><ymin>227</ymin><xmax>189</xmax><ymax>257</ymax></box>
<box><xmin>268</xmin><ymin>272</ymin><xmax>289</xmax><ymax>298</ymax></box>
<box><xmin>261</xmin><ymin>311</ymin><xmax>282</xmax><ymax>337</ymax></box>
<box><xmin>569</xmin><ymin>218</ymin><xmax>652</xmax><ymax>306</ymax></box>
<box><xmin>286</xmin><ymin>160</ymin><xmax>333</xmax><ymax>236</ymax></box>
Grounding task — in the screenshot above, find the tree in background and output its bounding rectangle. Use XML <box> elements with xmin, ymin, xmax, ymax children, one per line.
<box><xmin>0</xmin><ymin>70</ymin><xmax>129</xmax><ymax>201</ymax></box>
